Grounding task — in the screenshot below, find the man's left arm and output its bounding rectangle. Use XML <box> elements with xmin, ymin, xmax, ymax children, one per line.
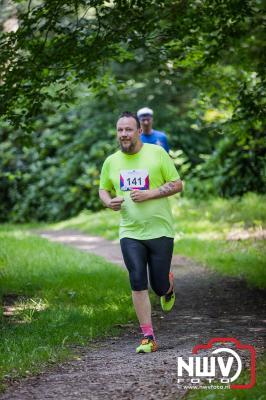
<box><xmin>130</xmin><ymin>179</ymin><xmax>183</xmax><ymax>202</ymax></box>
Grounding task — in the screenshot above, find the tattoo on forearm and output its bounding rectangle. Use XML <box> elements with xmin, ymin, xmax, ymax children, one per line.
<box><xmin>158</xmin><ymin>181</ymin><xmax>177</xmax><ymax>195</ymax></box>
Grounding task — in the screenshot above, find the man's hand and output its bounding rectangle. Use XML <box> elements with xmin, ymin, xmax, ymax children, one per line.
<box><xmin>130</xmin><ymin>190</ymin><xmax>151</xmax><ymax>203</ymax></box>
<box><xmin>108</xmin><ymin>196</ymin><xmax>124</xmax><ymax>211</ymax></box>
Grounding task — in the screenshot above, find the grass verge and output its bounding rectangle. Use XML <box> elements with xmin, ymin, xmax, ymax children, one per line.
<box><xmin>49</xmin><ymin>192</ymin><xmax>266</xmax><ymax>288</ymax></box>
<box><xmin>0</xmin><ymin>228</ymin><xmax>135</xmax><ymax>391</ymax></box>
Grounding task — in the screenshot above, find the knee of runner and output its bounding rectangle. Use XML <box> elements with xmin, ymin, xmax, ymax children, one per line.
<box><xmin>151</xmin><ymin>283</ymin><xmax>169</xmax><ymax>297</ymax></box>
<box><xmin>130</xmin><ymin>274</ymin><xmax>147</xmax><ymax>291</ymax></box>
<box><xmin>131</xmin><ymin>283</ymin><xmax>148</xmax><ymax>291</ymax></box>
<box><xmin>130</xmin><ymin>279</ymin><xmax>147</xmax><ymax>291</ymax></box>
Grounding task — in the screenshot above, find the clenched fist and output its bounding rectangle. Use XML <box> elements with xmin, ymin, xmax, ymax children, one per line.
<box><xmin>108</xmin><ymin>196</ymin><xmax>124</xmax><ymax>211</ymax></box>
<box><xmin>130</xmin><ymin>189</ymin><xmax>152</xmax><ymax>202</ymax></box>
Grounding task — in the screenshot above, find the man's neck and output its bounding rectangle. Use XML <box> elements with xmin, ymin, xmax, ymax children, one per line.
<box><xmin>142</xmin><ymin>128</ymin><xmax>153</xmax><ymax>135</ymax></box>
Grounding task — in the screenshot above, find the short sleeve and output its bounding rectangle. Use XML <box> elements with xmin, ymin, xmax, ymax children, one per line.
<box><xmin>99</xmin><ymin>158</ymin><xmax>113</xmax><ymax>191</ymax></box>
<box><xmin>160</xmin><ymin>147</ymin><xmax>180</xmax><ymax>182</ymax></box>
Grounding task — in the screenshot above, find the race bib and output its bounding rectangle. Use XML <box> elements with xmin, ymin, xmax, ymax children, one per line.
<box><xmin>120</xmin><ymin>169</ymin><xmax>149</xmax><ymax>191</ymax></box>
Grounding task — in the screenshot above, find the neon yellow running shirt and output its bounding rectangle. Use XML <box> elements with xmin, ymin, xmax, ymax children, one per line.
<box><xmin>99</xmin><ymin>143</ymin><xmax>180</xmax><ymax>240</ymax></box>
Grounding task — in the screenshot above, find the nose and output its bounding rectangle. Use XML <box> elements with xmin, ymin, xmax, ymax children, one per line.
<box><xmin>120</xmin><ymin>129</ymin><xmax>129</xmax><ymax>136</ymax></box>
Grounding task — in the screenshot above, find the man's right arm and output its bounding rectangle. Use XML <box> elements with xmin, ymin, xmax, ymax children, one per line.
<box><xmin>99</xmin><ymin>189</ymin><xmax>124</xmax><ymax>211</ymax></box>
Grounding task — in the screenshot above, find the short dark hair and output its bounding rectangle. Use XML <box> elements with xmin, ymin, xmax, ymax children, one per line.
<box><xmin>118</xmin><ymin>111</ymin><xmax>140</xmax><ymax>129</ymax></box>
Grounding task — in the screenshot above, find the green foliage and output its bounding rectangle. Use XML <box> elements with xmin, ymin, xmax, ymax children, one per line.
<box><xmin>0</xmin><ymin>0</ymin><xmax>265</xmax><ymax>221</ymax></box>
<box><xmin>186</xmin><ymin>122</ymin><xmax>266</xmax><ymax>198</ymax></box>
<box><xmin>1</xmin><ymin>0</ymin><xmax>265</xmax><ymax>125</ymax></box>
<box><xmin>0</xmin><ymin>93</ymin><xmax>119</xmax><ymax>221</ymax></box>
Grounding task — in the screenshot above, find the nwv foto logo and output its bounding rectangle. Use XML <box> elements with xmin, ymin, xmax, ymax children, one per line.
<box><xmin>177</xmin><ymin>338</ymin><xmax>256</xmax><ymax>389</ymax></box>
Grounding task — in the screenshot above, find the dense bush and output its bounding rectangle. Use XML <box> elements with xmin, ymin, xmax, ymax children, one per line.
<box><xmin>0</xmin><ymin>100</ymin><xmax>118</xmax><ymax>221</ymax></box>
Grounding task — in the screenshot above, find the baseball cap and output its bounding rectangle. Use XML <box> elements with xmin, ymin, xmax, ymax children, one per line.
<box><xmin>137</xmin><ymin>107</ymin><xmax>154</xmax><ymax>119</ymax></box>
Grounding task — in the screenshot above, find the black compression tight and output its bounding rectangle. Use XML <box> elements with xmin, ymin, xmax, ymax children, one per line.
<box><xmin>120</xmin><ymin>236</ymin><xmax>174</xmax><ymax>296</ymax></box>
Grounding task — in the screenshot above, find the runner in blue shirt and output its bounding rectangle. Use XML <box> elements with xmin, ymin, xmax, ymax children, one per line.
<box><xmin>137</xmin><ymin>107</ymin><xmax>170</xmax><ymax>153</ymax></box>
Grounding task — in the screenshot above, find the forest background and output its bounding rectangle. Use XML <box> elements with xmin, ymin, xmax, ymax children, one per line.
<box><xmin>0</xmin><ymin>0</ymin><xmax>265</xmax><ymax>222</ymax></box>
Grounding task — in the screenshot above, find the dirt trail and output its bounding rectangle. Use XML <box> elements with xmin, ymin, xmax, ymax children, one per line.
<box><xmin>1</xmin><ymin>229</ymin><xmax>265</xmax><ymax>400</ymax></box>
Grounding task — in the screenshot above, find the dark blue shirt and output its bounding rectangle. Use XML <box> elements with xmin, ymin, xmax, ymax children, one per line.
<box><xmin>140</xmin><ymin>129</ymin><xmax>169</xmax><ymax>153</ymax></box>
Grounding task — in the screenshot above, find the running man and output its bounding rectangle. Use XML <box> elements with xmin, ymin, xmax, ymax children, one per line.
<box><xmin>137</xmin><ymin>107</ymin><xmax>170</xmax><ymax>152</ymax></box>
<box><xmin>99</xmin><ymin>112</ymin><xmax>183</xmax><ymax>353</ymax></box>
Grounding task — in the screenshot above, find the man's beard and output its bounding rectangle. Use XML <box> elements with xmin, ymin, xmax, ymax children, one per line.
<box><xmin>119</xmin><ymin>138</ymin><xmax>136</xmax><ymax>153</ymax></box>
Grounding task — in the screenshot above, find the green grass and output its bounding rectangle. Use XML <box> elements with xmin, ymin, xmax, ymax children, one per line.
<box><xmin>49</xmin><ymin>192</ymin><xmax>266</xmax><ymax>288</ymax></box>
<box><xmin>0</xmin><ymin>229</ymin><xmax>136</xmax><ymax>391</ymax></box>
<box><xmin>172</xmin><ymin>193</ymin><xmax>266</xmax><ymax>288</ymax></box>
<box><xmin>47</xmin><ymin>207</ymin><xmax>120</xmax><ymax>240</ymax></box>
<box><xmin>185</xmin><ymin>355</ymin><xmax>266</xmax><ymax>400</ymax></box>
